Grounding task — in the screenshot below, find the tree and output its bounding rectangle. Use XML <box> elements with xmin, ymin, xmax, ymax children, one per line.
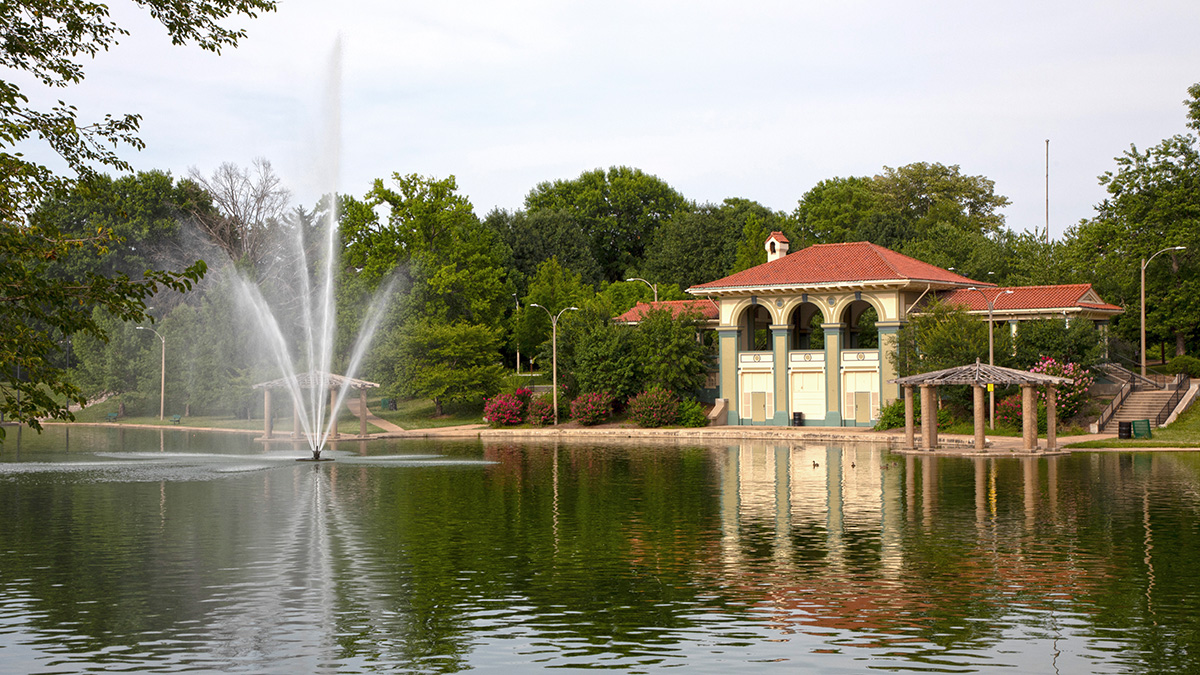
<box><xmin>392</xmin><ymin>320</ymin><xmax>505</xmax><ymax>416</ymax></box>
<box><xmin>729</xmin><ymin>209</ymin><xmax>790</xmax><ymax>274</ymax></box>
<box><xmin>485</xmin><ymin>208</ymin><xmax>601</xmax><ymax>296</ymax></box>
<box><xmin>635</xmin><ymin>307</ymin><xmax>709</xmax><ymax>396</ymax></box>
<box><xmin>524</xmin><ymin>166</ymin><xmax>689</xmax><ymax>283</ymax></box>
<box><xmin>1</xmin><ymin>0</ymin><xmax>273</xmax><ymax>434</ymax></box>
<box><xmin>1067</xmin><ymin>84</ymin><xmax>1200</xmax><ymax>357</ymax></box>
<box><xmin>643</xmin><ymin>198</ymin><xmax>769</xmax><ymax>289</ymax></box>
<box><xmin>1012</xmin><ymin>318</ymin><xmax>1104</xmax><ymax>369</ymax></box>
<box><xmin>188</xmin><ymin>159</ymin><xmax>291</xmax><ymax>269</ymax></box>
<box><xmin>557</xmin><ymin>308</ymin><xmax>642</xmax><ymax>401</ymax></box>
<box><xmin>515</xmin><ymin>257</ymin><xmax>593</xmax><ymax>359</ymax></box>
<box><xmin>893</xmin><ymin>299</ymin><xmax>1004</xmax><ymax>378</ymax></box>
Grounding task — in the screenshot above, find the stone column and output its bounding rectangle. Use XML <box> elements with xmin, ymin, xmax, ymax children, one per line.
<box><xmin>359</xmin><ymin>388</ymin><xmax>368</xmax><ymax>437</ymax></box>
<box><xmin>823</xmin><ymin>322</ymin><xmax>844</xmax><ymax>426</ymax></box>
<box><xmin>772</xmin><ymin>324</ymin><xmax>790</xmax><ymax>425</ymax></box>
<box><xmin>1046</xmin><ymin>385</ymin><xmax>1057</xmax><ymax>451</ymax></box>
<box><xmin>1021</xmin><ymin>383</ymin><xmax>1036</xmax><ymax>451</ymax></box>
<box><xmin>920</xmin><ymin>384</ymin><xmax>937</xmax><ymax>451</ymax></box>
<box><xmin>329</xmin><ymin>387</ymin><xmax>339</xmax><ymax>440</ymax></box>
<box><xmin>718</xmin><ymin>327</ymin><xmax>740</xmax><ymax>425</ymax></box>
<box><xmin>904</xmin><ymin>385</ymin><xmax>915</xmax><ymax>450</ymax></box>
<box><xmin>973</xmin><ymin>384</ymin><xmax>985</xmax><ymax>451</ymax></box>
<box><xmin>876</xmin><ymin>321</ymin><xmax>903</xmax><ymax>406</ymax></box>
<box><xmin>263</xmin><ymin>388</ymin><xmax>273</xmax><ymax>440</ymax></box>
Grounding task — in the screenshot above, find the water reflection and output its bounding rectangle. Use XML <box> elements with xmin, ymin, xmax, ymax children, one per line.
<box><xmin>1</xmin><ymin>430</ymin><xmax>1199</xmax><ymax>673</ymax></box>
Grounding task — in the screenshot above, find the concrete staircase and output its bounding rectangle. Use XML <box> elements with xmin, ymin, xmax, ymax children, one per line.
<box><xmin>1102</xmin><ymin>389</ymin><xmax>1177</xmax><ymax>433</ymax></box>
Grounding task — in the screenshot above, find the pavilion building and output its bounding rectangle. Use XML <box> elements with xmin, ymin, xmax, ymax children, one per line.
<box><xmin>663</xmin><ymin>234</ymin><xmax>1123</xmax><ymax>427</ymax></box>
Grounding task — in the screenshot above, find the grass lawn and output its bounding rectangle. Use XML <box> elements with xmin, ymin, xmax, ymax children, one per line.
<box><xmin>1067</xmin><ymin>400</ymin><xmax>1200</xmax><ymax>448</ymax></box>
<box><xmin>69</xmin><ymin>395</ymin><xmax>384</xmax><ymax>435</ymax></box>
<box><xmin>370</xmin><ymin>397</ymin><xmax>484</xmax><ymax>429</ymax></box>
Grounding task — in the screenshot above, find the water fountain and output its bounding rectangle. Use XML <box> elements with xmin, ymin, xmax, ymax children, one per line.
<box><xmin>236</xmin><ymin>39</ymin><xmax>390</xmax><ymax>461</ymax></box>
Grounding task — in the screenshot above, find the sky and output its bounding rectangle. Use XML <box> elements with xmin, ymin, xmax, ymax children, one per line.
<box><xmin>38</xmin><ymin>0</ymin><xmax>1200</xmax><ymax>239</ymax></box>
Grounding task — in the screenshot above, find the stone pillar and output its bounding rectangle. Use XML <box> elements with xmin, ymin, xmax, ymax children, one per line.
<box><xmin>359</xmin><ymin>388</ymin><xmax>368</xmax><ymax>437</ymax></box>
<box><xmin>920</xmin><ymin>384</ymin><xmax>937</xmax><ymax>451</ymax></box>
<box><xmin>718</xmin><ymin>327</ymin><xmax>740</xmax><ymax>425</ymax></box>
<box><xmin>1021</xmin><ymin>383</ymin><xmax>1036</xmax><ymax>451</ymax></box>
<box><xmin>904</xmin><ymin>385</ymin><xmax>915</xmax><ymax>450</ymax></box>
<box><xmin>263</xmin><ymin>388</ymin><xmax>273</xmax><ymax>440</ymax></box>
<box><xmin>877</xmin><ymin>321</ymin><xmax>903</xmax><ymax>406</ymax></box>
<box><xmin>1046</xmin><ymin>385</ymin><xmax>1057</xmax><ymax>451</ymax></box>
<box><xmin>823</xmin><ymin>322</ymin><xmax>844</xmax><ymax>426</ymax></box>
<box><xmin>973</xmin><ymin>384</ymin><xmax>985</xmax><ymax>451</ymax></box>
<box><xmin>330</xmin><ymin>387</ymin><xmax>339</xmax><ymax>440</ymax></box>
<box><xmin>771</xmin><ymin>325</ymin><xmax>790</xmax><ymax>425</ymax></box>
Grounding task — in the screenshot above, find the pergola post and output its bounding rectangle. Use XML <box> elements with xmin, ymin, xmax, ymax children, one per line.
<box><xmin>920</xmin><ymin>384</ymin><xmax>937</xmax><ymax>451</ymax></box>
<box><xmin>1046</xmin><ymin>385</ymin><xmax>1057</xmax><ymax>451</ymax></box>
<box><xmin>358</xmin><ymin>388</ymin><xmax>368</xmax><ymax>437</ymax></box>
<box><xmin>973</xmin><ymin>384</ymin><xmax>985</xmax><ymax>451</ymax></box>
<box><xmin>263</xmin><ymin>388</ymin><xmax>273</xmax><ymax>440</ymax></box>
<box><xmin>904</xmin><ymin>385</ymin><xmax>915</xmax><ymax>450</ymax></box>
<box><xmin>329</xmin><ymin>386</ymin><xmax>339</xmax><ymax>440</ymax></box>
<box><xmin>1021</xmin><ymin>383</ymin><xmax>1037</xmax><ymax>451</ymax></box>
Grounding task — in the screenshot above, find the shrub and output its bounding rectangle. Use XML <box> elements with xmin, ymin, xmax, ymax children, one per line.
<box><xmin>1028</xmin><ymin>357</ymin><xmax>1093</xmax><ymax>420</ymax></box>
<box><xmin>483</xmin><ymin>393</ymin><xmax>525</xmax><ymax>427</ymax></box>
<box><xmin>627</xmin><ymin>386</ymin><xmax>680</xmax><ymax>428</ymax></box>
<box><xmin>997</xmin><ymin>393</ymin><xmax>1048</xmax><ymax>433</ymax></box>
<box><xmin>1167</xmin><ymin>355</ymin><xmax>1200</xmax><ymax>378</ymax></box>
<box><xmin>526</xmin><ymin>394</ymin><xmax>555</xmax><ymax>427</ymax></box>
<box><xmin>570</xmin><ymin>391</ymin><xmax>614</xmax><ymax>426</ymax></box>
<box><xmin>677</xmin><ymin>398</ymin><xmax>708</xmax><ymax>428</ymax></box>
<box><xmin>874</xmin><ymin>396</ymin><xmax>951</xmax><ymax>431</ymax></box>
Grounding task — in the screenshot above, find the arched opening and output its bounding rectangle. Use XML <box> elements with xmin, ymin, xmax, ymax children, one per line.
<box><xmin>739</xmin><ymin>304</ymin><xmax>773</xmax><ymax>351</ymax></box>
<box><xmin>788</xmin><ymin>302</ymin><xmax>824</xmax><ymax>350</ymax></box>
<box><xmin>841</xmin><ymin>301</ymin><xmax>879</xmax><ymax>349</ymax></box>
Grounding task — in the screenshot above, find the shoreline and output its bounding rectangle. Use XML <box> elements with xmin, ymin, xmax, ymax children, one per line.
<box><xmin>23</xmin><ymin>420</ymin><xmax>1200</xmax><ymax>455</ymax></box>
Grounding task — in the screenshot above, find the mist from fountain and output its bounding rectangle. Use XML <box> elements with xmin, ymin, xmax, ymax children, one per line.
<box><xmin>235</xmin><ymin>38</ymin><xmax>390</xmax><ymax>460</ymax></box>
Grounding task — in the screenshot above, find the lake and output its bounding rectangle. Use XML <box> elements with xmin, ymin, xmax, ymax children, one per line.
<box><xmin>0</xmin><ymin>426</ymin><xmax>1197</xmax><ymax>673</ymax></box>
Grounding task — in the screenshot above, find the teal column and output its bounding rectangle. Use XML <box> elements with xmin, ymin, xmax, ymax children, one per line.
<box><xmin>876</xmin><ymin>321</ymin><xmax>902</xmax><ymax>407</ymax></box>
<box><xmin>718</xmin><ymin>327</ymin><xmax>741</xmax><ymax>425</ymax></box>
<box><xmin>822</xmin><ymin>323</ymin><xmax>843</xmax><ymax>426</ymax></box>
<box><xmin>772</xmin><ymin>325</ymin><xmax>790</xmax><ymax>426</ymax></box>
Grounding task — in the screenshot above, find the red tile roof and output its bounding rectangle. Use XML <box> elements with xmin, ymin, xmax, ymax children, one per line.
<box><xmin>767</xmin><ymin>231</ymin><xmax>789</xmax><ymax>244</ymax></box>
<box><xmin>938</xmin><ymin>284</ymin><xmax>1122</xmax><ymax>313</ymax></box>
<box><xmin>689</xmin><ymin>241</ymin><xmax>981</xmax><ymax>291</ymax></box>
<box><xmin>614</xmin><ymin>299</ymin><xmax>720</xmax><ymax>323</ymax></box>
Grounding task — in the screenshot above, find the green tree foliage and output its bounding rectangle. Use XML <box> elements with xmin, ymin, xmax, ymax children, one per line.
<box><xmin>558</xmin><ymin>308</ymin><xmax>642</xmax><ymax>402</ymax></box>
<box><xmin>635</xmin><ymin>307</ymin><xmax>708</xmax><ymax>396</ymax></box>
<box><xmin>516</xmin><ymin>257</ymin><xmax>594</xmax><ymax>357</ymax></box>
<box><xmin>596</xmin><ymin>279</ymin><xmax>689</xmax><ymax>317</ymax></box>
<box><xmin>392</xmin><ymin>320</ymin><xmax>505</xmax><ymax>416</ymax></box>
<box><xmin>1</xmin><ymin>0</ymin><xmax>272</xmax><ymax>433</ymax></box>
<box><xmin>524</xmin><ymin>166</ymin><xmax>689</xmax><ymax>283</ymax></box>
<box><xmin>729</xmin><ymin>209</ymin><xmax>791</xmax><ymax>274</ymax></box>
<box><xmin>485</xmin><ymin>208</ymin><xmax>601</xmax><ymax>296</ymax></box>
<box><xmin>893</xmin><ymin>299</ymin><xmax>1004</xmax><ymax>377</ymax></box>
<box><xmin>1012</xmin><ymin>318</ymin><xmax>1104</xmax><ymax>369</ymax></box>
<box><xmin>643</xmin><ymin>198</ymin><xmax>770</xmax><ymax>288</ymax></box>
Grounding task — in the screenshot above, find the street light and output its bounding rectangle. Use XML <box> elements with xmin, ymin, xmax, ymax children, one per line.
<box><xmin>625</xmin><ymin>277</ymin><xmax>658</xmax><ymax>303</ymax></box>
<box><xmin>513</xmin><ymin>293</ymin><xmax>521</xmax><ymax>376</ymax></box>
<box><xmin>967</xmin><ymin>286</ymin><xmax>1013</xmax><ymax>429</ymax></box>
<box><xmin>136</xmin><ymin>326</ymin><xmax>165</xmax><ymax>421</ymax></box>
<box><xmin>1142</xmin><ymin>246</ymin><xmax>1187</xmax><ymax>378</ymax></box>
<box><xmin>529</xmin><ymin>304</ymin><xmax>579</xmax><ymax>425</ymax></box>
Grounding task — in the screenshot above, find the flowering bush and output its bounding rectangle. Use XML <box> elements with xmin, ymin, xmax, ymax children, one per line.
<box><xmin>514</xmin><ymin>387</ymin><xmax>534</xmax><ymax>403</ymax></box>
<box><xmin>627</xmin><ymin>386</ymin><xmax>680</xmax><ymax>428</ymax></box>
<box><xmin>1028</xmin><ymin>357</ymin><xmax>1093</xmax><ymax>420</ymax></box>
<box><xmin>570</xmin><ymin>391</ymin><xmax>614</xmax><ymax>426</ymax></box>
<box><xmin>526</xmin><ymin>394</ymin><xmax>555</xmax><ymax>427</ymax></box>
<box><xmin>483</xmin><ymin>393</ymin><xmax>525</xmax><ymax>427</ymax></box>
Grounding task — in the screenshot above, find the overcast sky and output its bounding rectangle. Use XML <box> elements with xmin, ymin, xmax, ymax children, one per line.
<box><xmin>53</xmin><ymin>0</ymin><xmax>1200</xmax><ymax>239</ymax></box>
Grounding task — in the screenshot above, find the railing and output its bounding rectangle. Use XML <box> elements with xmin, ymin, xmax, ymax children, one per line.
<box><xmin>1096</xmin><ymin>378</ymin><xmax>1134</xmax><ymax>433</ymax></box>
<box><xmin>1155</xmin><ymin>374</ymin><xmax>1191</xmax><ymax>427</ymax></box>
<box><xmin>1097</xmin><ymin>362</ymin><xmax>1165</xmax><ymax>390</ymax></box>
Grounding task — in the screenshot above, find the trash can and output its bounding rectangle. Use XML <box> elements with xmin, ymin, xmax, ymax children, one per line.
<box><xmin>792</xmin><ymin>412</ymin><xmax>803</xmax><ymax>427</ymax></box>
<box><xmin>1118</xmin><ymin>420</ymin><xmax>1132</xmax><ymax>439</ymax></box>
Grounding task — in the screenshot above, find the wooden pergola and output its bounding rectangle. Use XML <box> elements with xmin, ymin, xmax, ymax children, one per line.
<box><xmin>891</xmin><ymin>360</ymin><xmax>1073</xmax><ymax>452</ymax></box>
<box><xmin>252</xmin><ymin>371</ymin><xmax>380</xmax><ymax>440</ymax></box>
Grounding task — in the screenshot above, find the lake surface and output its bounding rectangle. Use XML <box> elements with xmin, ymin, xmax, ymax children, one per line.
<box><xmin>0</xmin><ymin>426</ymin><xmax>1198</xmax><ymax>674</ymax></box>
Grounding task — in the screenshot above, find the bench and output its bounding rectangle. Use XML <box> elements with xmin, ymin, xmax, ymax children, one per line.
<box><xmin>105</xmin><ymin>412</ymin><xmax>118</xmax><ymax>423</ymax></box>
<box><xmin>1131</xmin><ymin>419</ymin><xmax>1153</xmax><ymax>439</ymax></box>
<box><xmin>170</xmin><ymin>414</ymin><xmax>182</xmax><ymax>425</ymax></box>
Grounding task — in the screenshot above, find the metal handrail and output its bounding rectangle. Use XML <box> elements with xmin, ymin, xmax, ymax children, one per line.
<box><xmin>1156</xmin><ymin>374</ymin><xmax>1191</xmax><ymax>427</ymax></box>
<box><xmin>1097</xmin><ymin>376</ymin><xmax>1134</xmax><ymax>432</ymax></box>
<box><xmin>1097</xmin><ymin>362</ymin><xmax>1165</xmax><ymax>390</ymax></box>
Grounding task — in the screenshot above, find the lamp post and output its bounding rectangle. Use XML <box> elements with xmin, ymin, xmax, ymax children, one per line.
<box><xmin>625</xmin><ymin>277</ymin><xmax>658</xmax><ymax>303</ymax></box>
<box><xmin>967</xmin><ymin>286</ymin><xmax>1013</xmax><ymax>429</ymax></box>
<box><xmin>136</xmin><ymin>326</ymin><xmax>165</xmax><ymax>421</ymax></box>
<box><xmin>530</xmin><ymin>304</ymin><xmax>578</xmax><ymax>425</ymax></box>
<box><xmin>513</xmin><ymin>293</ymin><xmax>521</xmax><ymax>376</ymax></box>
<box><xmin>1142</xmin><ymin>246</ymin><xmax>1186</xmax><ymax>378</ymax></box>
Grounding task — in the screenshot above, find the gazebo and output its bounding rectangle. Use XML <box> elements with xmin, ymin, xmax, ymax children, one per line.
<box><xmin>891</xmin><ymin>360</ymin><xmax>1073</xmax><ymax>452</ymax></box>
<box><xmin>252</xmin><ymin>371</ymin><xmax>380</xmax><ymax>440</ymax></box>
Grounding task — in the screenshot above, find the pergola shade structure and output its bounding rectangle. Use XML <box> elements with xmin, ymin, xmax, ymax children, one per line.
<box><xmin>891</xmin><ymin>360</ymin><xmax>1073</xmax><ymax>452</ymax></box>
<box><xmin>252</xmin><ymin>371</ymin><xmax>380</xmax><ymax>440</ymax></box>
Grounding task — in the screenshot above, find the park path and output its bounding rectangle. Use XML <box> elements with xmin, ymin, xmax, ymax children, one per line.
<box><xmin>345</xmin><ymin>397</ymin><xmax>406</xmax><ymax>432</ymax></box>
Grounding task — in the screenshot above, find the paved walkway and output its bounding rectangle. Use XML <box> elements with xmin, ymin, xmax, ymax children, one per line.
<box><xmin>344</xmin><ymin>397</ymin><xmax>406</xmax><ymax>433</ymax></box>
